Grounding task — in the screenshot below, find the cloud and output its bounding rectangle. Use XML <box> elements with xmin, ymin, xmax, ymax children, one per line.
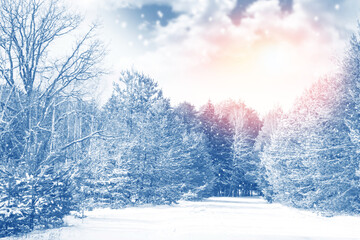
<box><xmin>67</xmin><ymin>0</ymin><xmax>360</xmax><ymax>113</ymax></box>
<box><xmin>124</xmin><ymin>0</ymin><xmax>348</xmax><ymax>113</ymax></box>
<box><xmin>296</xmin><ymin>0</ymin><xmax>360</xmax><ymax>38</ymax></box>
<box><xmin>102</xmin><ymin>0</ymin><xmax>236</xmax><ymax>15</ymax></box>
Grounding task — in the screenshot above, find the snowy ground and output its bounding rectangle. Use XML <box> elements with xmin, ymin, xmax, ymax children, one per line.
<box><xmin>5</xmin><ymin>197</ymin><xmax>360</xmax><ymax>240</ymax></box>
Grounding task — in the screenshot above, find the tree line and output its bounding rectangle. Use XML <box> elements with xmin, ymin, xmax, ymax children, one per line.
<box><xmin>258</xmin><ymin>31</ymin><xmax>360</xmax><ymax>215</ymax></box>
<box><xmin>0</xmin><ymin>0</ymin><xmax>262</xmax><ymax>236</ymax></box>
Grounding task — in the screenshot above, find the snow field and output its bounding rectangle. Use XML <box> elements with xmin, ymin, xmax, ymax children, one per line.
<box><xmin>5</xmin><ymin>197</ymin><xmax>360</xmax><ymax>240</ymax></box>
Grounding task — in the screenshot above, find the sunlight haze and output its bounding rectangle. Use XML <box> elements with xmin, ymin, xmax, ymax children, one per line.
<box><xmin>72</xmin><ymin>0</ymin><xmax>358</xmax><ymax>114</ymax></box>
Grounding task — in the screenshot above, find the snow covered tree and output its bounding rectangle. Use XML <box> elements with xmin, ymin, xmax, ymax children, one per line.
<box><xmin>216</xmin><ymin>100</ymin><xmax>262</xmax><ymax>196</ymax></box>
<box><xmin>255</xmin><ymin>107</ymin><xmax>283</xmax><ymax>201</ymax></box>
<box><xmin>340</xmin><ymin>25</ymin><xmax>360</xmax><ymax>212</ymax></box>
<box><xmin>262</xmin><ymin>75</ymin><xmax>360</xmax><ymax>213</ymax></box>
<box><xmin>102</xmin><ymin>71</ymin><xmax>199</xmax><ymax>205</ymax></box>
<box><xmin>255</xmin><ymin>106</ymin><xmax>283</xmax><ymax>153</ymax></box>
<box><xmin>174</xmin><ymin>102</ymin><xmax>215</xmax><ymax>199</ymax></box>
<box><xmin>0</xmin><ymin>0</ymin><xmax>104</xmax><ymax>235</ymax></box>
<box><xmin>199</xmin><ymin>101</ymin><xmax>233</xmax><ymax>196</ymax></box>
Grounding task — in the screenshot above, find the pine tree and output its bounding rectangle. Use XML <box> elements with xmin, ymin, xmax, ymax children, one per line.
<box><xmin>255</xmin><ymin>107</ymin><xmax>283</xmax><ymax>201</ymax></box>
<box><xmin>199</xmin><ymin>101</ymin><xmax>233</xmax><ymax>196</ymax></box>
<box><xmin>103</xmin><ymin>71</ymin><xmax>195</xmax><ymax>205</ymax></box>
<box><xmin>174</xmin><ymin>102</ymin><xmax>215</xmax><ymax>199</ymax></box>
<box><xmin>262</xmin><ymin>75</ymin><xmax>360</xmax><ymax>213</ymax></box>
<box><xmin>216</xmin><ymin>100</ymin><xmax>262</xmax><ymax>196</ymax></box>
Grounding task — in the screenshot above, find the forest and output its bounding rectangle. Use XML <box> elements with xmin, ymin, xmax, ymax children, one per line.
<box><xmin>0</xmin><ymin>0</ymin><xmax>360</xmax><ymax>238</ymax></box>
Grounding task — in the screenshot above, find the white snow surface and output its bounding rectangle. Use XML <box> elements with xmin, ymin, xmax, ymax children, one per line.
<box><xmin>6</xmin><ymin>197</ymin><xmax>360</xmax><ymax>240</ymax></box>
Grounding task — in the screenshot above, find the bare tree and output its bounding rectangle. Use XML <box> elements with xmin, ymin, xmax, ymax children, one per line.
<box><xmin>0</xmin><ymin>0</ymin><xmax>104</xmax><ymax>233</ymax></box>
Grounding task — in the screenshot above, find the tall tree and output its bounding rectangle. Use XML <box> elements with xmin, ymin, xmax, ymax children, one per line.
<box><xmin>216</xmin><ymin>100</ymin><xmax>262</xmax><ymax>196</ymax></box>
<box><xmin>254</xmin><ymin>106</ymin><xmax>283</xmax><ymax>201</ymax></box>
<box><xmin>340</xmin><ymin>26</ymin><xmax>360</xmax><ymax>212</ymax></box>
<box><xmin>174</xmin><ymin>102</ymin><xmax>215</xmax><ymax>199</ymax></box>
<box><xmin>103</xmin><ymin>71</ymin><xmax>191</xmax><ymax>205</ymax></box>
<box><xmin>199</xmin><ymin>101</ymin><xmax>233</xmax><ymax>196</ymax></box>
<box><xmin>0</xmin><ymin>0</ymin><xmax>104</xmax><ymax>235</ymax></box>
<box><xmin>261</xmin><ymin>75</ymin><xmax>360</xmax><ymax>213</ymax></box>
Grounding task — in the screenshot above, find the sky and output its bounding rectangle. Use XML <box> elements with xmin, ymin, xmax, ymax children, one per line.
<box><xmin>69</xmin><ymin>0</ymin><xmax>360</xmax><ymax>114</ymax></box>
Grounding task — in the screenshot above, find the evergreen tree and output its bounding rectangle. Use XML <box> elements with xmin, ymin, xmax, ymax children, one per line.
<box><xmin>103</xmin><ymin>71</ymin><xmax>196</xmax><ymax>205</ymax></box>
<box><xmin>216</xmin><ymin>100</ymin><xmax>262</xmax><ymax>196</ymax></box>
<box><xmin>255</xmin><ymin>106</ymin><xmax>283</xmax><ymax>201</ymax></box>
<box><xmin>199</xmin><ymin>101</ymin><xmax>233</xmax><ymax>196</ymax></box>
<box><xmin>174</xmin><ymin>102</ymin><xmax>215</xmax><ymax>199</ymax></box>
<box><xmin>262</xmin><ymin>75</ymin><xmax>360</xmax><ymax>213</ymax></box>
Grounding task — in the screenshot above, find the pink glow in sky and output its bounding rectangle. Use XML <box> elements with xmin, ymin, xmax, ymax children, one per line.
<box><xmin>70</xmin><ymin>0</ymin><xmax>359</xmax><ymax>114</ymax></box>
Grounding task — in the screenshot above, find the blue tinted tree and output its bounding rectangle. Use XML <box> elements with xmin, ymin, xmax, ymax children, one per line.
<box><xmin>0</xmin><ymin>0</ymin><xmax>104</xmax><ymax>235</ymax></box>
<box><xmin>199</xmin><ymin>101</ymin><xmax>233</xmax><ymax>196</ymax></box>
